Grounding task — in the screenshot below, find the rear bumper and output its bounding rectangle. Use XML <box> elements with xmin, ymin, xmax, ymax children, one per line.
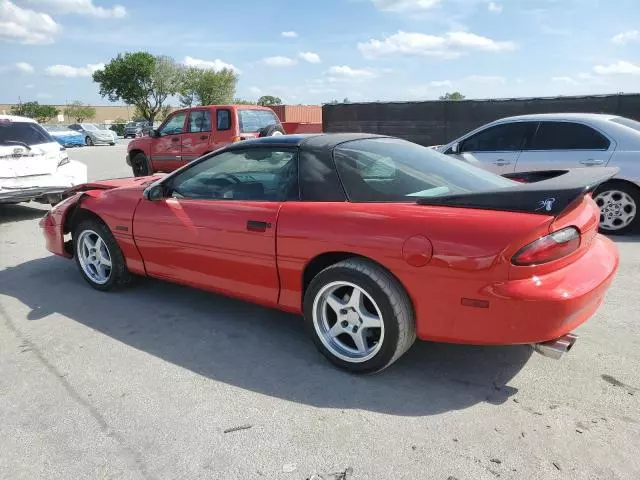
<box><xmin>1</xmin><ymin>186</ymin><xmax>67</xmax><ymax>203</ymax></box>
<box><xmin>415</xmin><ymin>234</ymin><xmax>619</xmax><ymax>345</ymax></box>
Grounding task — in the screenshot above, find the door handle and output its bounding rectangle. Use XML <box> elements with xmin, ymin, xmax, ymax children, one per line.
<box><xmin>200</xmin><ymin>135</ymin><xmax>209</xmax><ymax>140</ymax></box>
<box><xmin>579</xmin><ymin>158</ymin><xmax>604</xmax><ymax>166</ymax></box>
<box><xmin>246</xmin><ymin>220</ymin><xmax>271</xmax><ymax>232</ymax></box>
<box><xmin>171</xmin><ymin>137</ymin><xmax>180</xmax><ymax>143</ymax></box>
<box><xmin>493</xmin><ymin>159</ymin><xmax>512</xmax><ymax>166</ymax></box>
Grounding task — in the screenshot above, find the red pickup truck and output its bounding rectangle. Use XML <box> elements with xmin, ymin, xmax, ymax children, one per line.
<box><xmin>126</xmin><ymin>105</ymin><xmax>286</xmax><ymax>176</ymax></box>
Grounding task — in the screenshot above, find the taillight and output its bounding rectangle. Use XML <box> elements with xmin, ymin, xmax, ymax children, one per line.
<box><xmin>512</xmin><ymin>227</ymin><xmax>581</xmax><ymax>266</ymax></box>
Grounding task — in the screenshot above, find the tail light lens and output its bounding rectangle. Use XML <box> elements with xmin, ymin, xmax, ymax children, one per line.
<box><xmin>512</xmin><ymin>227</ymin><xmax>581</xmax><ymax>266</ymax></box>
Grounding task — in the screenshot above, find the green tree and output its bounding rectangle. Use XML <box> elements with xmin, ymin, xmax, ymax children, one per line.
<box><xmin>233</xmin><ymin>98</ymin><xmax>256</xmax><ymax>105</ymax></box>
<box><xmin>10</xmin><ymin>102</ymin><xmax>59</xmax><ymax>123</ymax></box>
<box><xmin>179</xmin><ymin>67</ymin><xmax>238</xmax><ymax>107</ymax></box>
<box><xmin>257</xmin><ymin>95</ymin><xmax>282</xmax><ymax>106</ymax></box>
<box><xmin>93</xmin><ymin>52</ymin><xmax>182</xmax><ymax>124</ymax></box>
<box><xmin>439</xmin><ymin>91</ymin><xmax>466</xmax><ymax>101</ymax></box>
<box><xmin>64</xmin><ymin>101</ymin><xmax>96</xmax><ymax>122</ymax></box>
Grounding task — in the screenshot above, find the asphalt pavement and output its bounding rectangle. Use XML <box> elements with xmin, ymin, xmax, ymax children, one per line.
<box><xmin>1</xmin><ymin>141</ymin><xmax>639</xmax><ymax>479</ymax></box>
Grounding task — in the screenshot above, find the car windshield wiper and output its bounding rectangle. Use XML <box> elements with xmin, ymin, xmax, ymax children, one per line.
<box><xmin>2</xmin><ymin>140</ymin><xmax>32</xmax><ymax>151</ymax></box>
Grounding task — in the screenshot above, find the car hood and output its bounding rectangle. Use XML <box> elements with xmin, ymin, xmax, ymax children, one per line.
<box><xmin>62</xmin><ymin>175</ymin><xmax>162</xmax><ymax>197</ymax></box>
<box><xmin>49</xmin><ymin>129</ymin><xmax>83</xmax><ymax>137</ymax></box>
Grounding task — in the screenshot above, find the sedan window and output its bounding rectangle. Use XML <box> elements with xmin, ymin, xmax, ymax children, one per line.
<box><xmin>529</xmin><ymin>121</ymin><xmax>610</xmax><ymax>150</ymax></box>
<box><xmin>460</xmin><ymin>122</ymin><xmax>529</xmax><ymax>153</ymax></box>
<box><xmin>168</xmin><ymin>148</ymin><xmax>298</xmax><ymax>201</ymax></box>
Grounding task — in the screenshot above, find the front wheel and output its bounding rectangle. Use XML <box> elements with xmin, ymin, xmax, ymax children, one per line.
<box><xmin>73</xmin><ymin>218</ymin><xmax>132</xmax><ymax>291</ymax></box>
<box><xmin>85</xmin><ymin>136</ymin><xmax>93</xmax><ymax>146</ymax></box>
<box><xmin>304</xmin><ymin>258</ymin><xmax>416</xmax><ymax>373</ymax></box>
<box><xmin>594</xmin><ymin>182</ymin><xmax>639</xmax><ymax>235</ymax></box>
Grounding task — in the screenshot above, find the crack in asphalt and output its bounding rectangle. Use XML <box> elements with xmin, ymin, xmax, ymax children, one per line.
<box><xmin>0</xmin><ymin>302</ymin><xmax>155</xmax><ymax>480</ymax></box>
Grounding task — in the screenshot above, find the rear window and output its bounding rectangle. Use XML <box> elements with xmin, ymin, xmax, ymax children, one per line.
<box><xmin>333</xmin><ymin>138</ymin><xmax>516</xmax><ymax>202</ymax></box>
<box><xmin>610</xmin><ymin>116</ymin><xmax>640</xmax><ymax>132</ymax></box>
<box><xmin>238</xmin><ymin>109</ymin><xmax>280</xmax><ymax>133</ymax></box>
<box><xmin>0</xmin><ymin>121</ymin><xmax>54</xmax><ymax>146</ymax></box>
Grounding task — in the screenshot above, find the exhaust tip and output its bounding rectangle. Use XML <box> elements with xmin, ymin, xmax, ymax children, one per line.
<box><xmin>533</xmin><ymin>333</ymin><xmax>578</xmax><ymax>360</ymax></box>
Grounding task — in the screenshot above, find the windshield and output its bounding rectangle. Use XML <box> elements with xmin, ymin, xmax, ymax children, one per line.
<box><xmin>333</xmin><ymin>138</ymin><xmax>517</xmax><ymax>202</ymax></box>
<box><xmin>238</xmin><ymin>109</ymin><xmax>280</xmax><ymax>133</ymax></box>
<box><xmin>81</xmin><ymin>123</ymin><xmax>99</xmax><ymax>131</ymax></box>
<box><xmin>610</xmin><ymin>116</ymin><xmax>640</xmax><ymax>133</ymax></box>
<box><xmin>0</xmin><ymin>121</ymin><xmax>54</xmax><ymax>147</ymax></box>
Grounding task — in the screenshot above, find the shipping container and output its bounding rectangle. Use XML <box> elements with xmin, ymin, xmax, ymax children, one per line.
<box><xmin>271</xmin><ymin>105</ymin><xmax>322</xmax><ymax>123</ymax></box>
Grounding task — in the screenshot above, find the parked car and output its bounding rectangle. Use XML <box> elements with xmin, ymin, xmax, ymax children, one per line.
<box><xmin>43</xmin><ymin>124</ymin><xmax>85</xmax><ymax>147</ymax></box>
<box><xmin>123</xmin><ymin>121</ymin><xmax>153</xmax><ymax>139</ymax></box>
<box><xmin>68</xmin><ymin>123</ymin><xmax>117</xmax><ymax>146</ymax></box>
<box><xmin>40</xmin><ymin>133</ymin><xmax>618</xmax><ymax>373</ymax></box>
<box><xmin>126</xmin><ymin>105</ymin><xmax>286</xmax><ymax>177</ymax></box>
<box><xmin>1</xmin><ymin>115</ymin><xmax>87</xmax><ymax>205</ymax></box>
<box><xmin>437</xmin><ymin>113</ymin><xmax>640</xmax><ymax>234</ymax></box>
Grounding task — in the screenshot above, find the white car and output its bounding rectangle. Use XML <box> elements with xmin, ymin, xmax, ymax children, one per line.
<box><xmin>0</xmin><ymin>115</ymin><xmax>87</xmax><ymax>205</ymax></box>
<box><xmin>437</xmin><ymin>113</ymin><xmax>640</xmax><ymax>234</ymax></box>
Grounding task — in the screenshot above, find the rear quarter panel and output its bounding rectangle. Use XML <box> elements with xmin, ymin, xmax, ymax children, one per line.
<box><xmin>607</xmin><ymin>150</ymin><xmax>640</xmax><ymax>186</ymax></box>
<box><xmin>276</xmin><ymin>202</ymin><xmax>552</xmax><ymax>341</ymax></box>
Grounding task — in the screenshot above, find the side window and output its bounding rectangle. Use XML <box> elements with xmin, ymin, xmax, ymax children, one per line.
<box><xmin>169</xmin><ymin>148</ymin><xmax>298</xmax><ymax>201</ymax></box>
<box><xmin>460</xmin><ymin>123</ymin><xmax>528</xmax><ymax>153</ymax></box>
<box><xmin>529</xmin><ymin>122</ymin><xmax>610</xmax><ymax>150</ymax></box>
<box><xmin>158</xmin><ymin>112</ymin><xmax>186</xmax><ymax>136</ymax></box>
<box><xmin>188</xmin><ymin>110</ymin><xmax>212</xmax><ymax>133</ymax></box>
<box><xmin>217</xmin><ymin>109</ymin><xmax>231</xmax><ymax>131</ymax></box>
<box><xmin>299</xmin><ymin>149</ymin><xmax>347</xmax><ymax>202</ymax></box>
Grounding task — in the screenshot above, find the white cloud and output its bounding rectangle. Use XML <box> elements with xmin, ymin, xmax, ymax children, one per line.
<box><xmin>45</xmin><ymin>62</ymin><xmax>104</xmax><ymax>77</ymax></box>
<box><xmin>611</xmin><ymin>30</ymin><xmax>639</xmax><ymax>45</ymax></box>
<box><xmin>281</xmin><ymin>31</ymin><xmax>297</xmax><ymax>38</ymax></box>
<box><xmin>358</xmin><ymin>30</ymin><xmax>516</xmax><ymax>58</ymax></box>
<box><xmin>465</xmin><ymin>75</ymin><xmax>506</xmax><ymax>84</ymax></box>
<box><xmin>552</xmin><ymin>76</ymin><xmax>578</xmax><ymax>85</ymax></box>
<box><xmin>594</xmin><ymin>61</ymin><xmax>640</xmax><ymax>75</ymax></box>
<box><xmin>25</xmin><ymin>0</ymin><xmax>126</xmax><ymax>18</ymax></box>
<box><xmin>429</xmin><ymin>80</ymin><xmax>453</xmax><ymax>87</ymax></box>
<box><xmin>370</xmin><ymin>0</ymin><xmax>440</xmax><ymax>12</ymax></box>
<box><xmin>248</xmin><ymin>86</ymin><xmax>262</xmax><ymax>95</ymax></box>
<box><xmin>16</xmin><ymin>61</ymin><xmax>34</xmax><ymax>73</ymax></box>
<box><xmin>0</xmin><ymin>0</ymin><xmax>60</xmax><ymax>44</ymax></box>
<box><xmin>299</xmin><ymin>51</ymin><xmax>321</xmax><ymax>63</ymax></box>
<box><xmin>488</xmin><ymin>1</ymin><xmax>502</xmax><ymax>13</ymax></box>
<box><xmin>327</xmin><ymin>65</ymin><xmax>377</xmax><ymax>78</ymax></box>
<box><xmin>183</xmin><ymin>56</ymin><xmax>239</xmax><ymax>73</ymax></box>
<box><xmin>262</xmin><ymin>56</ymin><xmax>297</xmax><ymax>67</ymax></box>
<box><xmin>577</xmin><ymin>72</ymin><xmax>593</xmax><ymax>80</ymax></box>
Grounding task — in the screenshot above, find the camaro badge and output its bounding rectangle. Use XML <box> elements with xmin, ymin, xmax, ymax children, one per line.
<box><xmin>536</xmin><ymin>198</ymin><xmax>556</xmax><ymax>212</ymax></box>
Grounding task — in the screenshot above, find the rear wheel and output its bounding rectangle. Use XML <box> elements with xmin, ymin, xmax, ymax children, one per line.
<box><xmin>304</xmin><ymin>258</ymin><xmax>415</xmax><ymax>373</ymax></box>
<box><xmin>85</xmin><ymin>136</ymin><xmax>93</xmax><ymax>146</ymax></box>
<box><xmin>131</xmin><ymin>153</ymin><xmax>150</xmax><ymax>177</ymax></box>
<box><xmin>73</xmin><ymin>218</ymin><xmax>132</xmax><ymax>291</ymax></box>
<box><xmin>594</xmin><ymin>182</ymin><xmax>639</xmax><ymax>235</ymax></box>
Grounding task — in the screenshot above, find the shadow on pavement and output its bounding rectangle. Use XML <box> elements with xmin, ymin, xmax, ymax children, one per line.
<box><xmin>0</xmin><ymin>256</ymin><xmax>531</xmax><ymax>417</ymax></box>
<box><xmin>0</xmin><ymin>204</ymin><xmax>48</xmax><ymax>225</ymax></box>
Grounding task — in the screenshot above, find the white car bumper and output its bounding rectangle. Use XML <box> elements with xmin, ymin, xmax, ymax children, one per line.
<box><xmin>0</xmin><ymin>160</ymin><xmax>87</xmax><ymax>204</ymax></box>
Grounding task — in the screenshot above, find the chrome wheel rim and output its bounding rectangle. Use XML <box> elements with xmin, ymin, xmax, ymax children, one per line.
<box><xmin>271</xmin><ymin>131</ymin><xmax>284</xmax><ymax>136</ymax></box>
<box><xmin>77</xmin><ymin>229</ymin><xmax>112</xmax><ymax>285</ymax></box>
<box><xmin>312</xmin><ymin>281</ymin><xmax>385</xmax><ymax>363</ymax></box>
<box><xmin>595</xmin><ymin>190</ymin><xmax>636</xmax><ymax>231</ymax></box>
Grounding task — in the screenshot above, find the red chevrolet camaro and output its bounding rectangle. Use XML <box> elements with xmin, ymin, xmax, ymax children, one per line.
<box><xmin>40</xmin><ymin>133</ymin><xmax>619</xmax><ymax>373</ymax></box>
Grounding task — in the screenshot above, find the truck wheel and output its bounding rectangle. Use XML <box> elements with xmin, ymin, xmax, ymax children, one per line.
<box><xmin>304</xmin><ymin>258</ymin><xmax>416</xmax><ymax>374</ymax></box>
<box><xmin>131</xmin><ymin>153</ymin><xmax>150</xmax><ymax>177</ymax></box>
<box><xmin>73</xmin><ymin>217</ymin><xmax>132</xmax><ymax>291</ymax></box>
<box><xmin>258</xmin><ymin>124</ymin><xmax>285</xmax><ymax>137</ymax></box>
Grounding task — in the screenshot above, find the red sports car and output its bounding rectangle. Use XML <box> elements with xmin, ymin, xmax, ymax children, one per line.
<box><xmin>40</xmin><ymin>133</ymin><xmax>619</xmax><ymax>373</ymax></box>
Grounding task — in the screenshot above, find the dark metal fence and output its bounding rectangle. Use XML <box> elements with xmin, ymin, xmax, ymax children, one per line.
<box><xmin>322</xmin><ymin>93</ymin><xmax>640</xmax><ymax>146</ymax></box>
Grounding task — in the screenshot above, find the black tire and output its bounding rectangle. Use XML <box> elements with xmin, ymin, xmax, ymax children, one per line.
<box><xmin>303</xmin><ymin>258</ymin><xmax>415</xmax><ymax>374</ymax></box>
<box><xmin>131</xmin><ymin>152</ymin><xmax>150</xmax><ymax>177</ymax></box>
<box><xmin>109</xmin><ymin>142</ymin><xmax>116</xmax><ymax>146</ymax></box>
<box><xmin>258</xmin><ymin>123</ymin><xmax>286</xmax><ymax>137</ymax></box>
<box><xmin>85</xmin><ymin>136</ymin><xmax>93</xmax><ymax>146</ymax></box>
<box><xmin>593</xmin><ymin>181</ymin><xmax>639</xmax><ymax>235</ymax></box>
<box><xmin>72</xmin><ymin>217</ymin><xmax>132</xmax><ymax>291</ymax></box>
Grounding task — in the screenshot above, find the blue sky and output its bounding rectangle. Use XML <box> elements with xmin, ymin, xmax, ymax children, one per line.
<box><xmin>1</xmin><ymin>0</ymin><xmax>639</xmax><ymax>105</ymax></box>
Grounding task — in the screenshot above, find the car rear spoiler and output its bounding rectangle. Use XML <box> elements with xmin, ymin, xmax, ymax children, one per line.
<box><xmin>416</xmin><ymin>167</ymin><xmax>619</xmax><ymax>216</ymax></box>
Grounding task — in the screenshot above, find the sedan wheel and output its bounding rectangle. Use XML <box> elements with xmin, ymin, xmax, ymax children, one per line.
<box><xmin>594</xmin><ymin>187</ymin><xmax>638</xmax><ymax>234</ymax></box>
<box><xmin>85</xmin><ymin>136</ymin><xmax>93</xmax><ymax>146</ymax></box>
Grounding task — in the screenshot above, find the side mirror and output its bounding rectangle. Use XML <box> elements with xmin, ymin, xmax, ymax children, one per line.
<box><xmin>143</xmin><ymin>184</ymin><xmax>163</xmax><ymax>201</ymax></box>
<box><xmin>450</xmin><ymin>142</ymin><xmax>460</xmax><ymax>154</ymax></box>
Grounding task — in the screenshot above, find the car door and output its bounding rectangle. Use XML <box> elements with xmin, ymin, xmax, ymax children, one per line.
<box><xmin>150</xmin><ymin>111</ymin><xmax>187</xmax><ymax>172</ymax></box>
<box><xmin>448</xmin><ymin>122</ymin><xmax>533</xmax><ymax>175</ymax></box>
<box><xmin>181</xmin><ymin>108</ymin><xmax>213</xmax><ymax>163</ymax></box>
<box><xmin>515</xmin><ymin>121</ymin><xmax>615</xmax><ymax>172</ymax></box>
<box><xmin>133</xmin><ymin>147</ymin><xmax>299</xmax><ymax>307</ymax></box>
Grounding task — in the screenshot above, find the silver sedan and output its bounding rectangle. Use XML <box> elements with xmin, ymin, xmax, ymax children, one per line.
<box><xmin>68</xmin><ymin>123</ymin><xmax>117</xmax><ymax>146</ymax></box>
<box><xmin>437</xmin><ymin>113</ymin><xmax>640</xmax><ymax>234</ymax></box>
